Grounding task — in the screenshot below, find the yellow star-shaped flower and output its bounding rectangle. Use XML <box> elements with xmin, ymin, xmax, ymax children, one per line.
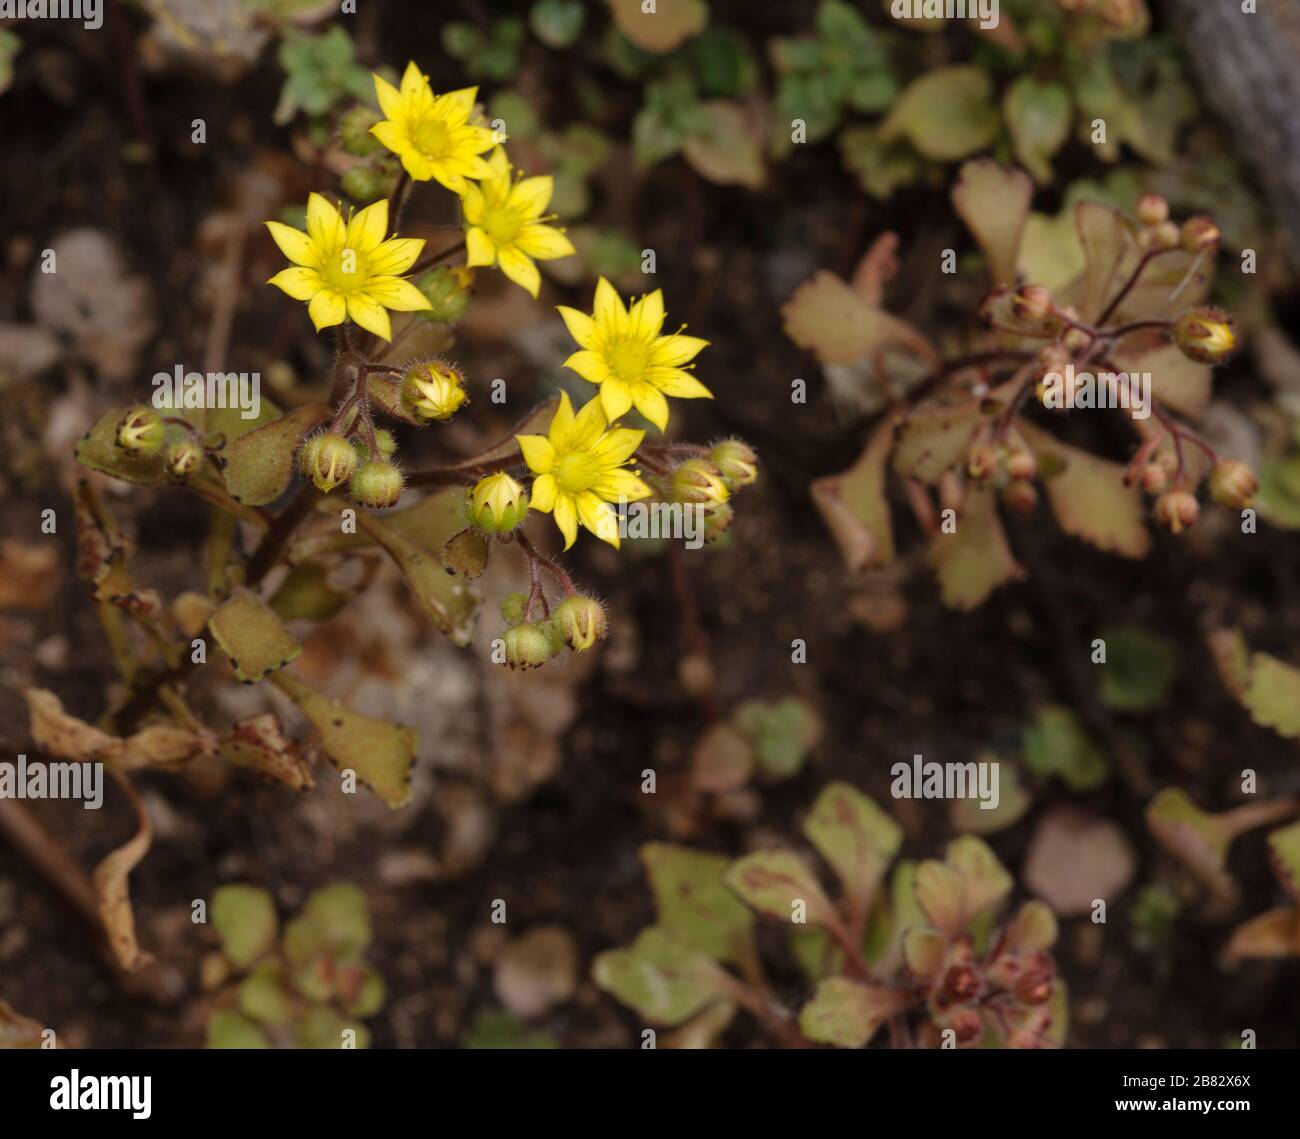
<box><xmin>556</xmin><ymin>278</ymin><xmax>711</xmax><ymax>431</ymax></box>
<box><xmin>265</xmin><ymin>193</ymin><xmax>430</xmax><ymax>341</ymax></box>
<box><xmin>516</xmin><ymin>391</ymin><xmax>652</xmax><ymax>550</ymax></box>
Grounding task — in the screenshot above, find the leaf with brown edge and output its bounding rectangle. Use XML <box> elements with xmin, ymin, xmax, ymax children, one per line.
<box><xmin>73</xmin><ymin>481</ymin><xmax>162</xmax><ymax>621</ymax></box>
<box><xmin>220</xmin><ymin>713</ymin><xmax>314</xmax><ymax>791</ymax></box>
<box><xmin>640</xmin><ymin>843</ymin><xmax>757</xmax><ymax>969</ymax></box>
<box><xmin>1019</xmin><ymin>422</ymin><xmax>1150</xmax><ymax>558</ymax></box>
<box><xmin>723</xmin><ymin>849</ymin><xmax>842</xmax><ymax>931</ymax></box>
<box><xmin>440</xmin><ymin>527</ymin><xmax>489</xmax><ymax>579</ymax></box>
<box><xmin>24</xmin><ymin>688</ymin><xmax>211</xmax><ymax>770</ymax></box>
<box><xmin>952</xmin><ymin>159</ymin><xmax>1032</xmax><ymax>287</ymax></box>
<box><xmin>356</xmin><ymin>511</ymin><xmax>479</xmax><ymax>646</ymax></box>
<box><xmin>892</xmin><ymin>400</ymin><xmax>988</xmax><ymax>484</ymax></box>
<box><xmin>75</xmin><ymin>408</ymin><xmax>167</xmax><ymax>486</ymax></box>
<box><xmin>1112</xmin><ymin>329</ymin><xmax>1210</xmax><ymax>420</ymax></box>
<box><xmin>929</xmin><ymin>486</ymin><xmax>1023</xmax><ymax>611</ymax></box>
<box><xmin>93</xmin><ymin>772</ymin><xmax>154</xmax><ymax>972</ymax></box>
<box><xmin>782</xmin><ymin>269</ymin><xmax>940</xmax><ymax>370</ymax></box>
<box><xmin>1074</xmin><ymin>201</ymin><xmax>1140</xmax><ymax>323</ymax></box>
<box><xmin>209</xmin><ymin>589</ymin><xmax>302</xmax><ymax>684</ymax></box>
<box><xmin>271</xmin><ymin>671</ymin><xmax>417</xmax><ymax>808</ymax></box>
<box><xmin>802</xmin><ymin>782</ymin><xmax>902</xmax><ymax>927</ymax></box>
<box><xmin>1224</xmin><ymin>908</ymin><xmax>1300</xmax><ymax>964</ymax></box>
<box><xmin>811</xmin><ymin>412</ymin><xmax>897</xmax><ymax>571</ymax></box>
<box><xmin>219</xmin><ymin>404</ymin><xmax>330</xmax><ymax>506</ymax></box>
<box><xmin>798</xmin><ymin>976</ymin><xmax>909</xmax><ymax>1049</ymax></box>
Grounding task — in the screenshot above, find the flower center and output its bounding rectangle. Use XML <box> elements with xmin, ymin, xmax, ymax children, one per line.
<box><xmin>413</xmin><ymin>116</ymin><xmax>451</xmax><ymax>158</ymax></box>
<box><xmin>606</xmin><ymin>337</ymin><xmax>651</xmax><ymax>383</ymax></box>
<box><xmin>482</xmin><ymin>204</ymin><xmax>523</xmax><ymax>246</ymax></box>
<box><xmin>555</xmin><ymin>451</ymin><xmax>600</xmax><ymax>494</ymax></box>
<box><xmin>323</xmin><ymin>247</ymin><xmax>368</xmax><ymax>293</ymax></box>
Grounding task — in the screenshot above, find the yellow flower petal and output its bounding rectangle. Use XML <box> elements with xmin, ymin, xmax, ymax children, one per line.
<box><xmin>435</xmin><ymin>86</ymin><xmax>479</xmax><ymax>123</ymax></box>
<box><xmin>629</xmin><ymin>290</ymin><xmax>665</xmax><ymax>339</ymax></box>
<box><xmin>371</xmin><ymin>119</ymin><xmax>406</xmax><ymax>156</ymax></box>
<box><xmin>652</xmin><ymin>369</ymin><xmax>713</xmax><ymax>399</ymax></box>
<box><xmin>306</xmin><ymin>193</ymin><xmax>342</xmax><ymax>246</ymax></box>
<box><xmin>553</xmin><ymin>493</ymin><xmax>579</xmax><ymax>550</ymax></box>
<box><xmin>265</xmin><ymin>221</ymin><xmax>316</xmax><ymax>267</ymax></box>
<box><xmin>484</xmin><ymin>146</ymin><xmax>511</xmax><ymax>179</ymax></box>
<box><xmin>516</xmin><ymin>434</ymin><xmax>556</xmax><ymax>475</ymax></box>
<box><xmin>563</xmin><ymin>350</ymin><xmax>610</xmax><ymax>385</ymax></box>
<box><xmin>365</xmin><ymin>277</ymin><xmax>433</xmax><ymax>312</ymax></box>
<box><xmin>556</xmin><ymin>305</ymin><xmax>596</xmax><ymax>349</ymax></box>
<box><xmin>652</xmin><ymin>333</ymin><xmax>709</xmax><ymax>367</ymax></box>
<box><xmin>593</xmin><ymin>277</ymin><xmax>626</xmax><ymax>333</ymax></box>
<box><xmin>465</xmin><ymin>226</ymin><xmax>497</xmax><ymax>268</ymax></box>
<box><xmin>267</xmin><ymin>266</ymin><xmax>323</xmax><ymax>301</ymax></box>
<box><xmin>598</xmin><ymin>378</ymin><xmax>633</xmax><ymax>423</ymax></box>
<box><xmin>569</xmin><ymin>395</ymin><xmax>608</xmax><ymax>450</ymax></box>
<box><xmin>530</xmin><ymin>472</ymin><xmax>558</xmax><ymax>512</ymax></box>
<box><xmin>497</xmin><ymin>246</ymin><xmax>541</xmax><ymax>297</ymax></box>
<box><xmin>514</xmin><ymin>223</ymin><xmax>575</xmax><ymax>261</ymax></box>
<box><xmin>308</xmin><ymin>289</ymin><xmax>346</xmax><ymax>331</ymax></box>
<box><xmin>345</xmin><ymin>292</ymin><xmax>393</xmax><ymax>340</ymax></box>
<box><xmin>592</xmin><ymin>468</ymin><xmax>652</xmax><ymax>503</ymax></box>
<box><xmin>509</xmin><ymin>175</ymin><xmax>554</xmax><ymax>219</ymax></box>
<box><xmin>591</xmin><ymin>427</ymin><xmax>644</xmax><ymax>466</ymax></box>
<box><xmin>400</xmin><ymin>60</ymin><xmax>426</xmax><ymax>101</ymax></box>
<box><xmin>368</xmin><ymin>236</ymin><xmax>425</xmax><ymax>276</ymax></box>
<box><xmin>576</xmin><ymin>491</ymin><xmax>621</xmax><ymax>547</ymax></box>
<box><xmin>347</xmin><ymin>199</ymin><xmax>389</xmax><ymax>252</ymax></box>
<box><xmin>400</xmin><ymin>149</ymin><xmax>437</xmax><ymax>183</ymax></box>
<box><xmin>373</xmin><ymin>73</ymin><xmax>404</xmax><ymax>122</ymax></box>
<box><xmin>461</xmin><ymin>182</ymin><xmax>486</xmax><ymax>226</ymax></box>
<box><xmin>548</xmin><ymin>390</ymin><xmax>576</xmax><ymax>447</ymax></box>
<box><xmin>633</xmin><ymin>384</ymin><xmax>670</xmax><ymax>431</ymax></box>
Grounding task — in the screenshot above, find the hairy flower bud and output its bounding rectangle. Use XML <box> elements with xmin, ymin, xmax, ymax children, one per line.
<box><xmin>1011</xmin><ymin>284</ymin><xmax>1053</xmax><ymax>322</ymax></box>
<box><xmin>416</xmin><ymin>267</ymin><xmax>473</xmax><ymax>324</ymax></box>
<box><xmin>1173</xmin><ymin>306</ymin><xmax>1237</xmax><ymax>364</ymax></box>
<box><xmin>1209</xmin><ymin>459</ymin><xmax>1259</xmax><ymax>509</ymax></box>
<box><xmin>1135</xmin><ymin>193</ymin><xmax>1169</xmax><ymax>227</ymax></box>
<box><xmin>165</xmin><ymin>438</ymin><xmax>204</xmax><ymax>481</ymax></box>
<box><xmin>1181</xmin><ymin>216</ymin><xmax>1221</xmax><ymax>254</ymax></box>
<box><xmin>553</xmin><ymin>595</ymin><xmax>607</xmax><ymax>652</ymax></box>
<box><xmin>709</xmin><ymin>439</ymin><xmax>759</xmax><ymax>490</ymax></box>
<box><xmin>401</xmin><ymin>360</ymin><xmax>468</xmax><ymax>422</ymax></box>
<box><xmin>1155</xmin><ymin>489</ymin><xmax>1200</xmax><ymax>534</ymax></box>
<box><xmin>499</xmin><ymin>591</ymin><xmax>528</xmax><ymax>626</ymax></box>
<box><xmin>469</xmin><ymin>471</ymin><xmax>529</xmax><ymax>533</ymax></box>
<box><xmin>339</xmin><ymin>106</ymin><xmax>383</xmax><ymax>157</ymax></box>
<box><xmin>350</xmin><ymin>459</ymin><xmax>404</xmax><ymax>509</ymax></box>
<box><xmin>116</xmin><ymin>406</ymin><xmax>165</xmax><ymax>456</ymax></box>
<box><xmin>500</xmin><ymin>621</ymin><xmax>554</xmax><ymax>670</ymax></box>
<box><xmin>300</xmin><ymin>432</ymin><xmax>358</xmax><ymax>494</ymax></box>
<box><xmin>671</xmin><ymin>458</ymin><xmax>729</xmax><ymax>506</ymax></box>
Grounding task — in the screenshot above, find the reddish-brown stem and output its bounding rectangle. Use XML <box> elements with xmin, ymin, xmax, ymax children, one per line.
<box><xmin>516</xmin><ymin>529</ymin><xmax>578</xmax><ymax>596</ymax></box>
<box><xmin>409</xmin><ymin>237</ymin><xmax>467</xmax><ymax>277</ymax></box>
<box><xmin>1096</xmin><ymin>247</ymin><xmax>1178</xmax><ymax>327</ymax></box>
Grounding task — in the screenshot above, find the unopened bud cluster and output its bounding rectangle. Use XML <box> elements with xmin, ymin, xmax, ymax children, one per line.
<box><xmin>497</xmin><ymin>593</ymin><xmax>607</xmax><ymax>669</ymax></box>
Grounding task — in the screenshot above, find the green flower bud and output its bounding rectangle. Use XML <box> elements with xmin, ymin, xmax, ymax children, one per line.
<box><xmin>165</xmin><ymin>438</ymin><xmax>204</xmax><ymax>481</ymax></box>
<box><xmin>671</xmin><ymin>458</ymin><xmax>729</xmax><ymax>506</ymax></box>
<box><xmin>416</xmin><ymin>267</ymin><xmax>472</xmax><ymax>324</ymax></box>
<box><xmin>350</xmin><ymin>459</ymin><xmax>404</xmax><ymax>509</ymax></box>
<box><xmin>500</xmin><ymin>621</ymin><xmax>554</xmax><ymax>670</ymax></box>
<box><xmin>709</xmin><ymin>439</ymin><xmax>758</xmax><ymax>490</ymax></box>
<box><xmin>702</xmin><ymin>501</ymin><xmax>734</xmax><ymax>543</ymax></box>
<box><xmin>339</xmin><ymin>106</ymin><xmax>383</xmax><ymax>157</ymax></box>
<box><xmin>351</xmin><ymin>428</ymin><xmax>397</xmax><ymax>462</ymax></box>
<box><xmin>553</xmin><ymin>595</ymin><xmax>607</xmax><ymax>652</ymax></box>
<box><xmin>499</xmin><ymin>591</ymin><xmax>529</xmax><ymax>626</ymax></box>
<box><xmin>469</xmin><ymin>471</ymin><xmax>529</xmax><ymax>533</ymax></box>
<box><xmin>300</xmin><ymin>432</ymin><xmax>358</xmax><ymax>494</ymax></box>
<box><xmin>341</xmin><ymin>165</ymin><xmax>387</xmax><ymax>203</ymax></box>
<box><xmin>401</xmin><ymin>360</ymin><xmax>469</xmax><ymax>422</ymax></box>
<box><xmin>116</xmin><ymin>406</ymin><xmax>165</xmax><ymax>456</ymax></box>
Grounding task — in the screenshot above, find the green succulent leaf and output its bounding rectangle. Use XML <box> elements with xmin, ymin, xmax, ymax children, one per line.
<box><xmin>798</xmin><ymin>976</ymin><xmax>907</xmax><ymax>1049</ymax></box>
<box><xmin>1002</xmin><ymin>77</ymin><xmax>1071</xmax><ymax>185</ymax></box>
<box><xmin>239</xmin><ymin>961</ymin><xmax>296</xmax><ymax>1026</ymax></box>
<box><xmin>206</xmin><ymin>1010</ymin><xmax>270</xmax><ymax>1049</ymax></box>
<box><xmin>881</xmin><ymin>66</ymin><xmax>999</xmax><ymax>162</ymax></box>
<box><xmin>211</xmin><ymin>884</ymin><xmax>277</xmax><ymax>968</ymax></box>
<box><xmin>640</xmin><ymin>843</ymin><xmax>757</xmax><ymax>968</ymax></box>
<box><xmin>209</xmin><ymin>589</ymin><xmax>302</xmax><ymax>684</ymax></box>
<box><xmin>802</xmin><ymin>782</ymin><xmax>901</xmax><ymax>922</ymax></box>
<box><xmin>1022</xmin><ymin>705</ymin><xmax>1110</xmax><ymax>792</ymax></box>
<box><xmin>1096</xmin><ymin>625</ymin><xmax>1177</xmax><ymax>712</ymax></box>
<box><xmin>75</xmin><ymin>408</ymin><xmax>167</xmax><ymax>486</ymax></box>
<box><xmin>592</xmin><ymin>927</ymin><xmax>731</xmax><ymax>1026</ymax></box>
<box><xmin>723</xmin><ymin>849</ymin><xmax>840</xmax><ymax>930</ymax></box>
<box><xmin>219</xmin><ymin>404</ymin><xmax>330</xmax><ymax>505</ymax></box>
